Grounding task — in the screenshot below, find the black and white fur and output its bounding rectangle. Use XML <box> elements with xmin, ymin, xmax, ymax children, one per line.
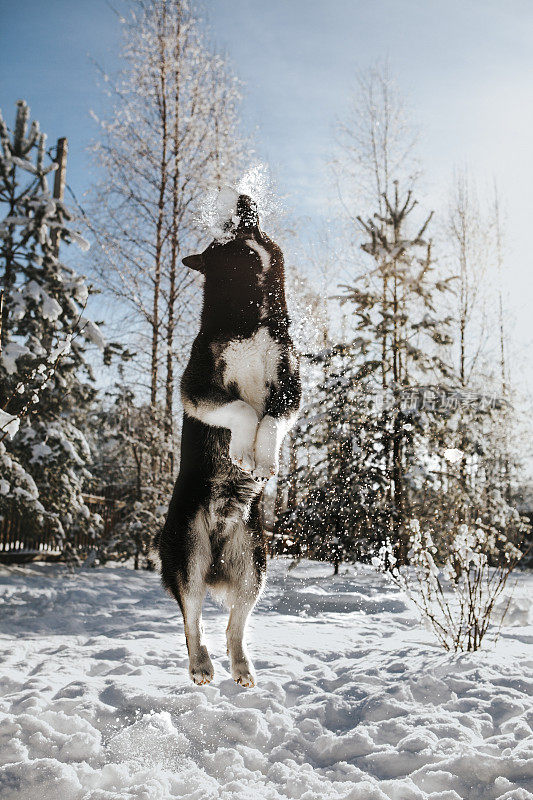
<box><xmin>157</xmin><ymin>195</ymin><xmax>301</xmax><ymax>687</ymax></box>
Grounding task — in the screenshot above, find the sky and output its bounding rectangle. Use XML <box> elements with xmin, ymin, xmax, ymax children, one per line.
<box><xmin>1</xmin><ymin>0</ymin><xmax>532</xmax><ymax>401</ymax></box>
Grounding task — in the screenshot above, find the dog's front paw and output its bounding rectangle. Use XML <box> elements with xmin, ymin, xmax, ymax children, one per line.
<box><xmin>229</xmin><ymin>437</ymin><xmax>256</xmax><ymax>474</ymax></box>
<box><xmin>252</xmin><ymin>456</ymin><xmax>278</xmax><ymax>480</ymax></box>
<box><xmin>253</xmin><ymin>415</ymin><xmax>280</xmax><ymax>479</ymax></box>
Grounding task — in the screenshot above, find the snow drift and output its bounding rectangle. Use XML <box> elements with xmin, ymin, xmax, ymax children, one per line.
<box><xmin>0</xmin><ymin>559</ymin><xmax>531</xmax><ymax>799</ymax></box>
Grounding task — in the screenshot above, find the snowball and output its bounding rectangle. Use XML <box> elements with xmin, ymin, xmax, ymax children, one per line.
<box><xmin>197</xmin><ymin>163</ymin><xmax>281</xmax><ymax>242</ymax></box>
<box><xmin>198</xmin><ymin>185</ymin><xmax>239</xmax><ymax>242</ymax></box>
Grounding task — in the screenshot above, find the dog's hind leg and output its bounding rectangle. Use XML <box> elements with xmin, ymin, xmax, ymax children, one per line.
<box><xmin>182</xmin><ymin>584</ymin><xmax>214</xmax><ymax>685</ymax></box>
<box><xmin>161</xmin><ymin>561</ymin><xmax>214</xmax><ymax>685</ymax></box>
<box><xmin>224</xmin><ymin>512</ymin><xmax>265</xmax><ymax>688</ymax></box>
<box><xmin>226</xmin><ymin>592</ymin><xmax>258</xmax><ymax>688</ymax></box>
<box><xmin>160</xmin><ymin>500</ymin><xmax>214</xmax><ymax>686</ymax></box>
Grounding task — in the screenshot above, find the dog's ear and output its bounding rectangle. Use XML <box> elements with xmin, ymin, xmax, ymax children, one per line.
<box><xmin>182</xmin><ymin>253</ymin><xmax>205</xmax><ymax>272</ymax></box>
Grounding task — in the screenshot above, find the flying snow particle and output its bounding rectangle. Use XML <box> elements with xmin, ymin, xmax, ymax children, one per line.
<box><xmin>197</xmin><ymin>163</ymin><xmax>281</xmax><ymax>242</ymax></box>
<box><xmin>198</xmin><ymin>185</ymin><xmax>239</xmax><ymax>242</ymax></box>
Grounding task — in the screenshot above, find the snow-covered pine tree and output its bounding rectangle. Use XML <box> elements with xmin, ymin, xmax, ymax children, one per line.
<box><xmin>0</xmin><ymin>100</ymin><xmax>104</xmax><ymax>550</ymax></box>
<box><xmin>284</xmin><ymin>184</ymin><xmax>456</xmax><ymax>568</ymax></box>
<box><xmin>276</xmin><ymin>341</ymin><xmax>393</xmax><ymax>571</ymax></box>
<box><xmin>338</xmin><ymin>182</ymin><xmax>456</xmax><ymax>563</ymax></box>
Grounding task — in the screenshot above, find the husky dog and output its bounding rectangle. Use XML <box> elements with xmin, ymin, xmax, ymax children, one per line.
<box><xmin>157</xmin><ymin>194</ymin><xmax>301</xmax><ymax>687</ymax></box>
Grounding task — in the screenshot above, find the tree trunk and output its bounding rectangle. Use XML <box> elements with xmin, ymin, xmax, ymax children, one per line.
<box><xmin>151</xmin><ymin>15</ymin><xmax>169</xmax><ymax>408</ymax></box>
<box><xmin>274</xmin><ymin>471</ymin><xmax>285</xmax><ymax>523</ymax></box>
<box><xmin>165</xmin><ymin>29</ymin><xmax>181</xmax><ymax>435</ymax></box>
<box><xmin>392</xmin><ymin>411</ymin><xmax>407</xmax><ymax>564</ymax></box>
<box><xmin>287</xmin><ymin>432</ymin><xmax>297</xmax><ymax>509</ymax></box>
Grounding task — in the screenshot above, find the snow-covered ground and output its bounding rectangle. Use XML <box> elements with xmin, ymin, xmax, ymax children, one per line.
<box><xmin>0</xmin><ymin>558</ymin><xmax>532</xmax><ymax>800</ymax></box>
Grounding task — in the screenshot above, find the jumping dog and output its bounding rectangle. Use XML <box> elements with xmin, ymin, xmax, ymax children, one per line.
<box><xmin>157</xmin><ymin>194</ymin><xmax>301</xmax><ymax>687</ymax></box>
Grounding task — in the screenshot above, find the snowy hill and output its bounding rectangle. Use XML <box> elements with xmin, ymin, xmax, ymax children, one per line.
<box><xmin>0</xmin><ymin>559</ymin><xmax>531</xmax><ymax>800</ymax></box>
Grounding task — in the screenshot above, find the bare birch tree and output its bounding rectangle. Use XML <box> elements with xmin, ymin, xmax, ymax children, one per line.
<box><xmin>333</xmin><ymin>61</ymin><xmax>419</xmax><ymax>218</ymax></box>
<box><xmin>492</xmin><ymin>184</ymin><xmax>507</xmax><ymax>396</ymax></box>
<box><xmin>446</xmin><ymin>170</ymin><xmax>490</xmax><ymax>387</ymax></box>
<box><xmin>89</xmin><ymin>0</ymin><xmax>247</xmax><ymax>429</ymax></box>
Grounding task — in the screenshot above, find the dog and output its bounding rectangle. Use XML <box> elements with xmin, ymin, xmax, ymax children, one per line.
<box><xmin>157</xmin><ymin>194</ymin><xmax>301</xmax><ymax>687</ymax></box>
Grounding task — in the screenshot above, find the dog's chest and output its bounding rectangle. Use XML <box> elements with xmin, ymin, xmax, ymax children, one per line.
<box><xmin>217</xmin><ymin>326</ymin><xmax>281</xmax><ymax>415</ymax></box>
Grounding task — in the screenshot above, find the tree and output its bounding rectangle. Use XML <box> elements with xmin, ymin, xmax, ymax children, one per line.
<box><xmin>446</xmin><ymin>171</ymin><xmax>489</xmax><ymax>387</ymax></box>
<box><xmin>85</xmin><ymin>0</ymin><xmax>250</xmax><ymax>560</ymax></box>
<box><xmin>436</xmin><ymin>174</ymin><xmax>528</xmax><ymax>554</ymax></box>
<box><xmin>277</xmin><ymin>341</ymin><xmax>393</xmax><ymax>570</ymax></box>
<box><xmin>90</xmin><ymin>0</ymin><xmax>247</xmax><ymax>429</ymax></box>
<box><xmin>338</xmin><ymin>183</ymin><xmax>455</xmax><ymax>562</ymax></box>
<box><xmin>0</xmin><ymin>100</ymin><xmax>105</xmax><ymax>547</ymax></box>
<box><xmin>334</xmin><ymin>61</ymin><xmax>418</xmax><ymax>221</ymax></box>
<box><xmin>89</xmin><ymin>381</ymin><xmax>173</xmax><ymax>568</ymax></box>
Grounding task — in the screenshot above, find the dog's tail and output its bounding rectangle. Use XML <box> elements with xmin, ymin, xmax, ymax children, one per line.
<box><xmin>149</xmin><ymin>530</ymin><xmax>162</xmax><ymax>570</ymax></box>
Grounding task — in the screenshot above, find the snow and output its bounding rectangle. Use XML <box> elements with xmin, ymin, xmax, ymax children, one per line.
<box><xmin>198</xmin><ymin>164</ymin><xmax>281</xmax><ymax>242</ymax></box>
<box><xmin>0</xmin><ymin>558</ymin><xmax>531</xmax><ymax>800</ymax></box>
<box><xmin>199</xmin><ymin>185</ymin><xmax>240</xmax><ymax>242</ymax></box>
<box><xmin>444</xmin><ymin>449</ymin><xmax>464</xmax><ymax>464</ymax></box>
<box><xmin>79</xmin><ymin>318</ymin><xmax>106</xmax><ymax>351</ymax></box>
<box><xmin>48</xmin><ymin>334</ymin><xmax>72</xmax><ymax>363</ymax></box>
<box><xmin>40</xmin><ymin>291</ymin><xmax>62</xmax><ymax>322</ymax></box>
<box><xmin>66</xmin><ymin>229</ymin><xmax>90</xmax><ymax>252</ymax></box>
<box><xmin>236</xmin><ymin>163</ymin><xmax>280</xmax><ymax>222</ymax></box>
<box><xmin>1</xmin><ymin>342</ymin><xmax>30</xmax><ymax>375</ymax></box>
<box><xmin>0</xmin><ymin>409</ymin><xmax>20</xmax><ymax>439</ymax></box>
<box><xmin>30</xmin><ymin>442</ymin><xmax>53</xmax><ymax>462</ymax></box>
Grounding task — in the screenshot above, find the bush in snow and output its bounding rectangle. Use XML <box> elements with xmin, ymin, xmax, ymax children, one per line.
<box><xmin>0</xmin><ymin>100</ymin><xmax>106</xmax><ymax>548</ymax></box>
<box><xmin>374</xmin><ymin>519</ymin><xmax>525</xmax><ymax>651</ymax></box>
<box><xmin>88</xmin><ymin>381</ymin><xmax>174</xmax><ymax>568</ymax></box>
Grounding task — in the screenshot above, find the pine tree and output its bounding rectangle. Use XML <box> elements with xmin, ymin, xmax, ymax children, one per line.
<box><xmin>287</xmin><ymin>183</ymin><xmax>455</xmax><ymax>567</ymax></box>
<box><xmin>277</xmin><ymin>342</ymin><xmax>393</xmax><ymax>571</ymax></box>
<box><xmin>0</xmin><ymin>100</ymin><xmax>104</xmax><ymax>548</ymax></box>
<box><xmin>340</xmin><ymin>182</ymin><xmax>455</xmax><ymax>562</ymax></box>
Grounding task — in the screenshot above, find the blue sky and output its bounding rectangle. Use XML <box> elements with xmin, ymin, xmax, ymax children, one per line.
<box><xmin>1</xmin><ymin>0</ymin><xmax>532</xmax><ymax>401</ymax></box>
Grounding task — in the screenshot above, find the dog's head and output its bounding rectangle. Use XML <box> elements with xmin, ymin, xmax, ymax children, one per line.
<box><xmin>182</xmin><ymin>194</ymin><xmax>259</xmax><ymax>274</ymax></box>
